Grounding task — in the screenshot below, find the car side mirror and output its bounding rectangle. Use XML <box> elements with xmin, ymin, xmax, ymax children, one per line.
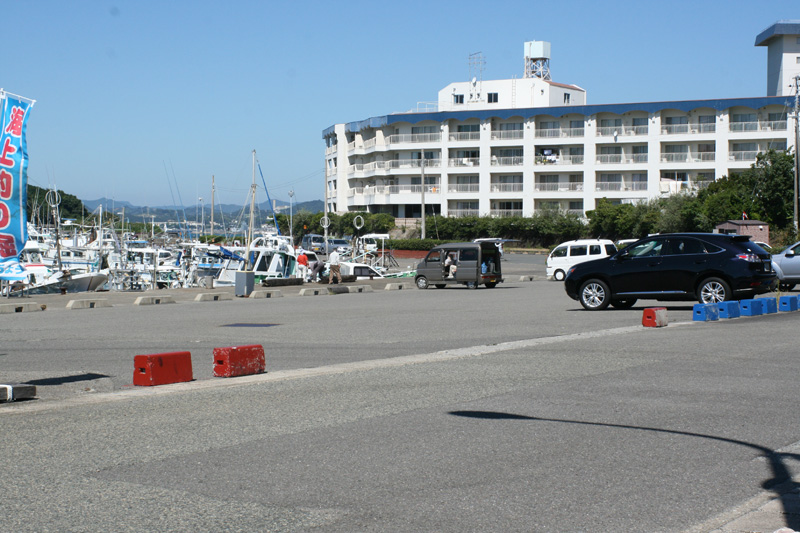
<box><xmin>786</xmin><ymin>250</ymin><xmax>796</xmax><ymax>257</ymax></box>
<box><xmin>616</xmin><ymin>250</ymin><xmax>630</xmax><ymax>260</ymax></box>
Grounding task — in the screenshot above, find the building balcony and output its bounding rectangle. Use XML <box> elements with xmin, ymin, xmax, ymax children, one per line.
<box><xmin>325</xmin><ymin>145</ymin><xmax>337</xmax><ymax>155</ymax></box>
<box><xmin>490</xmin><ymin>156</ymin><xmax>524</xmax><ymax>166</ymax></box>
<box><xmin>535</xmin><ymin>128</ymin><xmax>562</xmax><ymax>138</ymax></box>
<box><xmin>595</xmin><ymin>181</ymin><xmax>648</xmax><ymax>192</ymax></box>
<box><xmin>691</xmin><ymin>124</ymin><xmax>716</xmax><ymax>133</ymax></box>
<box><xmin>448</xmin><ymin>184</ymin><xmax>480</xmax><ymax>193</ymax></box>
<box><xmin>596</xmin><ymin>154</ymin><xmax>623</xmax><ymax>164</ymax></box>
<box><xmin>490</xmin><ymin>183</ymin><xmax>523</xmax><ymax>192</ymax></box>
<box><xmin>490</xmin><ymin>130</ymin><xmax>524</xmax><ymax>140</ymax></box>
<box><xmin>385</xmin><ymin>132</ymin><xmax>442</xmax><ymax>144</ymax></box>
<box><xmin>449</xmin><ymin>209</ymin><xmax>480</xmax><ymax>217</ymax></box>
<box><xmin>535</xmin><ymin>182</ymin><xmax>584</xmax><ymax>192</ymax></box>
<box><xmin>490</xmin><ymin>209</ymin><xmax>523</xmax><ymax>218</ymax></box>
<box><xmin>728</xmin><ymin>150</ymin><xmax>758</xmax><ymax>161</ymax></box>
<box><xmin>325</xmin><ymin>166</ymin><xmax>337</xmax><ymax>176</ymax></box>
<box><xmin>661</xmin><ymin>124</ymin><xmax>690</xmax><ymax>135</ymax></box>
<box><xmin>759</xmin><ymin>120</ymin><xmax>787</xmax><ymax>131</ymax></box>
<box><xmin>728</xmin><ymin>122</ymin><xmax>759</xmax><ymax>132</ymax></box>
<box><xmin>534</xmin><ymin>127</ymin><xmax>584</xmax><ymax>138</ymax></box>
<box><xmin>660</xmin><ymin>153</ymin><xmax>716</xmax><ymax>163</ymax></box>
<box><xmin>535</xmin><ymin>154</ymin><xmax>584</xmax><ymax>165</ymax></box>
<box><xmin>449</xmin><ymin>157</ymin><xmax>480</xmax><ymax>167</ymax></box>
<box><xmin>448</xmin><ymin>132</ymin><xmax>481</xmax><ymax>142</ymax></box>
<box><xmin>597</xmin><ymin>125</ymin><xmax>649</xmax><ymax>136</ymax></box>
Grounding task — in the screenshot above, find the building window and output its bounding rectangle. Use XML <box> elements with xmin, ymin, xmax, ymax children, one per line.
<box><xmin>563</xmin><ymin>93</ymin><xmax>570</xmax><ymax>104</ymax></box>
<box><xmin>453</xmin><ymin>94</ymin><xmax>464</xmax><ymax>104</ymax></box>
<box><xmin>488</xmin><ymin>93</ymin><xmax>498</xmax><ymax>103</ymax></box>
<box><xmin>796</xmin><ymin>56</ymin><xmax>800</xmax><ymax>64</ymax></box>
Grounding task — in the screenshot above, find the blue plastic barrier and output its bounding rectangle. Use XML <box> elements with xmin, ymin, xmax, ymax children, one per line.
<box><xmin>740</xmin><ymin>299</ymin><xmax>764</xmax><ymax>316</ymax></box>
<box><xmin>693</xmin><ymin>303</ymin><xmax>719</xmax><ymax>321</ymax></box>
<box><xmin>717</xmin><ymin>301</ymin><xmax>741</xmax><ymax>319</ymax></box>
<box><xmin>779</xmin><ymin>295</ymin><xmax>798</xmax><ymax>312</ymax></box>
<box><xmin>760</xmin><ymin>298</ymin><xmax>778</xmax><ymax>314</ymax></box>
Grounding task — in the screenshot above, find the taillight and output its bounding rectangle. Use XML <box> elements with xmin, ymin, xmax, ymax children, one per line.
<box><xmin>736</xmin><ymin>253</ymin><xmax>759</xmax><ymax>262</ymax></box>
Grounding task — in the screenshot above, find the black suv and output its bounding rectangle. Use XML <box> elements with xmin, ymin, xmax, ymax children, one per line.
<box><xmin>564</xmin><ymin>233</ymin><xmax>776</xmax><ymax>310</ymax></box>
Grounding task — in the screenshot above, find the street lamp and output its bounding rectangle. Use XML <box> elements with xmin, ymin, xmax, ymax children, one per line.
<box><xmin>288</xmin><ymin>189</ymin><xmax>295</xmax><ymax>245</ymax></box>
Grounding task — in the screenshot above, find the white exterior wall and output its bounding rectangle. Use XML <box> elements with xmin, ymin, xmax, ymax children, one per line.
<box><xmin>438</xmin><ymin>78</ymin><xmax>585</xmax><ymax>111</ymax></box>
<box><xmin>766</xmin><ymin>34</ymin><xmax>800</xmax><ymax>96</ymax></box>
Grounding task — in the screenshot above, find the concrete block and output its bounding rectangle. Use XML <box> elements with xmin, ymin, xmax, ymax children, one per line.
<box><xmin>0</xmin><ymin>302</ymin><xmax>44</xmax><ymax>314</ymax></box>
<box><xmin>0</xmin><ymin>383</ymin><xmax>37</xmax><ymax>402</ymax></box>
<box><xmin>213</xmin><ymin>344</ymin><xmax>266</xmax><ymax>378</ymax></box>
<box><xmin>642</xmin><ymin>307</ymin><xmax>668</xmax><ymax>327</ymax></box>
<box><xmin>327</xmin><ymin>285</ymin><xmax>350</xmax><ymax>295</ymax></box>
<box><xmin>134</xmin><ymin>295</ymin><xmax>176</xmax><ymax>306</ymax></box>
<box><xmin>194</xmin><ymin>292</ymin><xmax>233</xmax><ymax>302</ymax></box>
<box><xmin>250</xmin><ymin>289</ymin><xmax>283</xmax><ymax>299</ymax></box>
<box><xmin>66</xmin><ymin>299</ymin><xmax>111</xmax><ymax>310</ymax></box>
<box><xmin>740</xmin><ymin>299</ymin><xmax>764</xmax><ymax>317</ymax></box>
<box><xmin>779</xmin><ymin>295</ymin><xmax>798</xmax><ymax>312</ymax></box>
<box><xmin>299</xmin><ymin>287</ymin><xmax>327</xmax><ymax>296</ymax></box>
<box><xmin>384</xmin><ymin>283</ymin><xmax>412</xmax><ymax>290</ymax></box>
<box><xmin>133</xmin><ymin>351</ymin><xmax>193</xmax><ymax>386</ymax></box>
<box><xmin>347</xmin><ymin>285</ymin><xmax>373</xmax><ymax>293</ymax></box>
<box><xmin>693</xmin><ymin>303</ymin><xmax>719</xmax><ymax>321</ymax></box>
<box><xmin>760</xmin><ymin>297</ymin><xmax>778</xmax><ymax>314</ymax></box>
<box><xmin>519</xmin><ymin>275</ymin><xmax>535</xmax><ymax>282</ymax></box>
<box><xmin>717</xmin><ymin>301</ymin><xmax>741</xmax><ymax>319</ymax></box>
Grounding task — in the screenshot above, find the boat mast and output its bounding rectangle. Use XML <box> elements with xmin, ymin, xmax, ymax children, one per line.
<box><xmin>210</xmin><ymin>175</ymin><xmax>215</xmax><ymax>242</ymax></box>
<box><xmin>247</xmin><ymin>150</ymin><xmax>257</xmax><ymax>268</ymax></box>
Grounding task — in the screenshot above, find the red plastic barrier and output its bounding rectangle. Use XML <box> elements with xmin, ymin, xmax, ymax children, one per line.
<box><xmin>642</xmin><ymin>307</ymin><xmax>668</xmax><ymax>328</ymax></box>
<box><xmin>133</xmin><ymin>351</ymin><xmax>194</xmax><ymax>386</ymax></box>
<box><xmin>213</xmin><ymin>344</ymin><xmax>266</xmax><ymax>378</ymax></box>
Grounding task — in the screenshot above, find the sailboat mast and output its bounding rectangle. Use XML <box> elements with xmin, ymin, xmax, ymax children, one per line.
<box><xmin>247</xmin><ymin>150</ymin><xmax>257</xmax><ymax>268</ymax></box>
<box><xmin>210</xmin><ymin>175</ymin><xmax>215</xmax><ymax>242</ymax></box>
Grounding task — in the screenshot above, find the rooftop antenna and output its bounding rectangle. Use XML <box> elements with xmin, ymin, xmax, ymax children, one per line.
<box><xmin>524</xmin><ymin>41</ymin><xmax>551</xmax><ymax>80</ymax></box>
<box><xmin>468</xmin><ymin>52</ymin><xmax>485</xmax><ymax>102</ymax></box>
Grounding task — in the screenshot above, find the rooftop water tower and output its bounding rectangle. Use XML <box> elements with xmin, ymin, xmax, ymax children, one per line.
<box><xmin>524</xmin><ymin>41</ymin><xmax>551</xmax><ymax>80</ymax></box>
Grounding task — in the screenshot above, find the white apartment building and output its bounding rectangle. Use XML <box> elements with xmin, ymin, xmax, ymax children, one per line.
<box><xmin>323</xmin><ymin>23</ymin><xmax>799</xmax><ymax>220</ymax></box>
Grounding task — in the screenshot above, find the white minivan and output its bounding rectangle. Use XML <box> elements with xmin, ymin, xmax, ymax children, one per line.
<box><xmin>546</xmin><ymin>239</ymin><xmax>617</xmax><ymax>281</ymax></box>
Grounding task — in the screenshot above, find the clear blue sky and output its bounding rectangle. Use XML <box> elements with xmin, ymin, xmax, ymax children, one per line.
<box><xmin>3</xmin><ymin>0</ymin><xmax>798</xmax><ymax>209</ymax></box>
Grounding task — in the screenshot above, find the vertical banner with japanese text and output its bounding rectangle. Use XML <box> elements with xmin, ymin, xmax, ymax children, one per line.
<box><xmin>0</xmin><ymin>94</ymin><xmax>33</xmax><ymax>280</ymax></box>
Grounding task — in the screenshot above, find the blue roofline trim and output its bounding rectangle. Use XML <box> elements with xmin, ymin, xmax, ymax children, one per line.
<box><xmin>323</xmin><ymin>96</ymin><xmax>792</xmax><ymax>137</ymax></box>
<box><xmin>755</xmin><ymin>20</ymin><xmax>800</xmax><ymax>46</ymax></box>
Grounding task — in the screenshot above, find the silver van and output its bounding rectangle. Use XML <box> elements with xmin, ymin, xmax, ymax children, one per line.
<box><xmin>415</xmin><ymin>242</ymin><xmax>503</xmax><ymax>289</ymax></box>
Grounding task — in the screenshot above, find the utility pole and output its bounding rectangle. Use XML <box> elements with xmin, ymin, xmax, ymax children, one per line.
<box><xmin>420</xmin><ymin>155</ymin><xmax>426</xmax><ymax>240</ymax></box>
<box><xmin>794</xmin><ymin>75</ymin><xmax>800</xmax><ymax>233</ymax></box>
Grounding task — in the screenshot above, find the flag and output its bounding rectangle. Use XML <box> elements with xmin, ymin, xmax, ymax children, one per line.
<box><xmin>0</xmin><ymin>93</ymin><xmax>34</xmax><ymax>281</ymax></box>
<box><xmin>742</xmin><ymin>211</ymin><xmax>749</xmax><ymax>220</ymax></box>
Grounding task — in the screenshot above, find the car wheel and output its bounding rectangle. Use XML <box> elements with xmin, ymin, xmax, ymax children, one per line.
<box><xmin>415</xmin><ymin>276</ymin><xmax>429</xmax><ymax>290</ymax></box>
<box><xmin>434</xmin><ymin>284</ymin><xmax>446</xmax><ymax>289</ymax></box>
<box><xmin>554</xmin><ymin>269</ymin><xmax>566</xmax><ymax>281</ymax></box>
<box><xmin>698</xmin><ymin>277</ymin><xmax>731</xmax><ymax>303</ymax></box>
<box><xmin>485</xmin><ymin>282</ymin><xmax>497</xmax><ymax>288</ymax></box>
<box><xmin>611</xmin><ymin>299</ymin><xmax>637</xmax><ymax>309</ymax></box>
<box><xmin>579</xmin><ymin>279</ymin><xmax>611</xmax><ymax>310</ymax></box>
<box><xmin>780</xmin><ymin>282</ymin><xmax>796</xmax><ymax>292</ymax></box>
<box><xmin>466</xmin><ymin>281</ymin><xmax>478</xmax><ymax>289</ymax></box>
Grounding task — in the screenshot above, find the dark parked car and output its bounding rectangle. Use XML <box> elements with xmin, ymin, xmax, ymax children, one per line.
<box><xmin>564</xmin><ymin>233</ymin><xmax>776</xmax><ymax>310</ymax></box>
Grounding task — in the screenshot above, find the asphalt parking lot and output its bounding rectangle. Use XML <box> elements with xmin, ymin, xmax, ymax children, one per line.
<box><xmin>2</xmin><ymin>253</ymin><xmax>799</xmax><ymax>532</ymax></box>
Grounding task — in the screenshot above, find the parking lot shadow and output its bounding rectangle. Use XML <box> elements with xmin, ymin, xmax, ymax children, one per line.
<box><xmin>449</xmin><ymin>410</ymin><xmax>800</xmax><ymax>530</ymax></box>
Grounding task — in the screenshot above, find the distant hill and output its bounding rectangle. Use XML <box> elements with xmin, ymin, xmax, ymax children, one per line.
<box><xmin>80</xmin><ymin>197</ymin><xmax>324</xmax><ymax>222</ymax></box>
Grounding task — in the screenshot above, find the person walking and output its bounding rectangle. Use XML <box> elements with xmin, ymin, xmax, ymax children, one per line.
<box><xmin>329</xmin><ymin>248</ymin><xmax>342</xmax><ymax>284</ymax></box>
